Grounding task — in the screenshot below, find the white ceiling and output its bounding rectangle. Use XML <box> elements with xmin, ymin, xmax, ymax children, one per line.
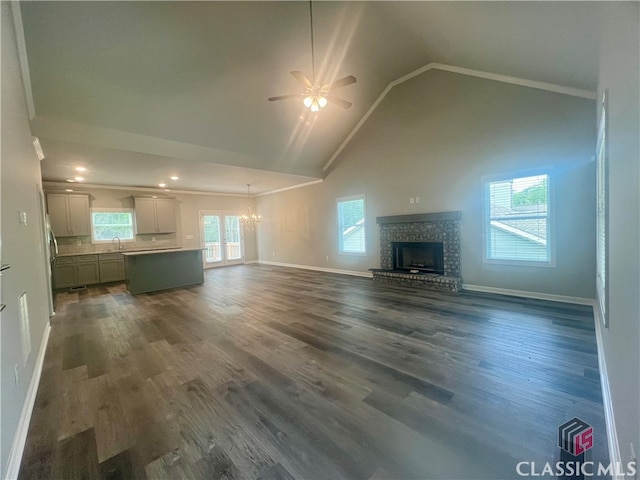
<box><xmin>18</xmin><ymin>1</ymin><xmax>603</xmax><ymax>195</ymax></box>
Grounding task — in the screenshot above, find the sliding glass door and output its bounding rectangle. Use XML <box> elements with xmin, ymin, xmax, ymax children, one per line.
<box><xmin>200</xmin><ymin>211</ymin><xmax>244</xmax><ymax>267</ymax></box>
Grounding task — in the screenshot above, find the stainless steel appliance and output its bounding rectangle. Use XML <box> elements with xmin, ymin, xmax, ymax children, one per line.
<box><xmin>46</xmin><ymin>214</ymin><xmax>58</xmax><ymax>313</ymax></box>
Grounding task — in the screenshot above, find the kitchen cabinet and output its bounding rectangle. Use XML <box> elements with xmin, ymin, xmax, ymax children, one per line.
<box><xmin>47</xmin><ymin>193</ymin><xmax>91</xmax><ymax>237</ymax></box>
<box><xmin>52</xmin><ymin>257</ymin><xmax>76</xmax><ymax>288</ymax></box>
<box><xmin>53</xmin><ymin>255</ymin><xmax>99</xmax><ymax>289</ymax></box>
<box><xmin>98</xmin><ymin>253</ymin><xmax>125</xmax><ymax>283</ymax></box>
<box><xmin>134</xmin><ymin>197</ymin><xmax>176</xmax><ymax>234</ymax></box>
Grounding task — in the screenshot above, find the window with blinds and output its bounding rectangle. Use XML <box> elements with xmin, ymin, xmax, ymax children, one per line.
<box><xmin>596</xmin><ymin>92</ymin><xmax>608</xmax><ymax>326</ymax></box>
<box><xmin>483</xmin><ymin>172</ymin><xmax>553</xmax><ymax>265</ymax></box>
<box><xmin>337</xmin><ymin>195</ymin><xmax>366</xmax><ymax>255</ymax></box>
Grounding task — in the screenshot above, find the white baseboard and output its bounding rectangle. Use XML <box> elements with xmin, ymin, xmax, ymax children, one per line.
<box><xmin>592</xmin><ymin>301</ymin><xmax>623</xmax><ymax>479</ymax></box>
<box><xmin>462</xmin><ymin>283</ymin><xmax>594</xmax><ymax>306</ymax></box>
<box><xmin>258</xmin><ymin>260</ymin><xmax>373</xmax><ymax>278</ymax></box>
<box><xmin>244</xmin><ymin>260</ymin><xmax>259</xmax><ymax>264</ymax></box>
<box><xmin>4</xmin><ymin>321</ymin><xmax>51</xmax><ymax>480</ymax></box>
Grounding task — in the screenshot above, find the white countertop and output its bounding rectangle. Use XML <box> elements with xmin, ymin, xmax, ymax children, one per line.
<box><xmin>58</xmin><ymin>246</ymin><xmax>182</xmax><ymax>257</ymax></box>
<box><xmin>121</xmin><ymin>248</ymin><xmax>205</xmax><ymax>256</ymax></box>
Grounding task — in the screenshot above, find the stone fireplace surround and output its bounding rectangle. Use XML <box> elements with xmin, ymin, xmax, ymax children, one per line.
<box><xmin>372</xmin><ymin>211</ymin><xmax>462</xmax><ymax>292</ymax></box>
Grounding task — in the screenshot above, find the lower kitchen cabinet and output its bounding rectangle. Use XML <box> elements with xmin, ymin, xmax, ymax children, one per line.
<box><xmin>77</xmin><ymin>255</ymin><xmax>100</xmax><ymax>285</ymax></box>
<box><xmin>53</xmin><ymin>255</ymin><xmax>100</xmax><ymax>289</ymax></box>
<box><xmin>98</xmin><ymin>253</ymin><xmax>125</xmax><ymax>283</ymax></box>
<box><xmin>52</xmin><ymin>257</ymin><xmax>77</xmax><ymax>289</ymax></box>
<box><xmin>53</xmin><ymin>253</ymin><xmax>126</xmax><ymax>289</ymax></box>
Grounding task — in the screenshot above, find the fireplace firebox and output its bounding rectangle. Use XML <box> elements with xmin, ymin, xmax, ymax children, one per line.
<box><xmin>392</xmin><ymin>241</ymin><xmax>444</xmax><ymax>274</ymax></box>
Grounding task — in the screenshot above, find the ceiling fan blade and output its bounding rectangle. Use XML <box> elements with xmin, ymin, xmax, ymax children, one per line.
<box><xmin>327</xmin><ymin>96</ymin><xmax>352</xmax><ymax>109</ymax></box>
<box><xmin>323</xmin><ymin>75</ymin><xmax>357</xmax><ymax>91</ymax></box>
<box><xmin>268</xmin><ymin>94</ymin><xmax>303</xmax><ymax>102</ymax></box>
<box><xmin>290</xmin><ymin>71</ymin><xmax>313</xmax><ymax>88</ymax></box>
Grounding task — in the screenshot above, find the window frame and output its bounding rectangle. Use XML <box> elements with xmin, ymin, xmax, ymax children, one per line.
<box><xmin>337</xmin><ymin>194</ymin><xmax>367</xmax><ymax>256</ymax></box>
<box><xmin>595</xmin><ymin>91</ymin><xmax>609</xmax><ymax>327</ymax></box>
<box><xmin>90</xmin><ymin>207</ymin><xmax>136</xmax><ymax>244</ymax></box>
<box><xmin>481</xmin><ymin>168</ymin><xmax>555</xmax><ymax>267</ymax></box>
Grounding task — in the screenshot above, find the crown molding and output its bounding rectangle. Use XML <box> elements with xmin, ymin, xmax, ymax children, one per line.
<box><xmin>42</xmin><ymin>181</ymin><xmax>247</xmax><ymax>198</ymax></box>
<box><xmin>256</xmin><ymin>179</ymin><xmax>323</xmax><ymax>197</ymax></box>
<box><xmin>10</xmin><ymin>0</ymin><xmax>36</xmax><ymax>120</ymax></box>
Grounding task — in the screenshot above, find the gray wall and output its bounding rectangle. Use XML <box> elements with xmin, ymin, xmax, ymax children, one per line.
<box><xmin>596</xmin><ymin>2</ymin><xmax>640</xmax><ymax>467</ymax></box>
<box><xmin>257</xmin><ymin>69</ymin><xmax>596</xmax><ymax>298</ymax></box>
<box><xmin>42</xmin><ymin>184</ymin><xmax>258</xmax><ymax>263</ymax></box>
<box><xmin>1</xmin><ymin>4</ymin><xmax>52</xmax><ymax>476</ymax></box>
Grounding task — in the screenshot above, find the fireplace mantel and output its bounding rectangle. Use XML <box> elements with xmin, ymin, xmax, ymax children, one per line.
<box><xmin>376</xmin><ymin>211</ymin><xmax>461</xmax><ymax>225</ymax></box>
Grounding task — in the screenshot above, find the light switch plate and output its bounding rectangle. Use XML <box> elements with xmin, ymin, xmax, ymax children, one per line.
<box><xmin>19</xmin><ymin>211</ymin><xmax>27</xmax><ymax>225</ymax></box>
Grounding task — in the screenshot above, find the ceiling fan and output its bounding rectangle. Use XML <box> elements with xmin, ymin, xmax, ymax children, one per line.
<box><xmin>268</xmin><ymin>1</ymin><xmax>356</xmax><ymax>112</ymax></box>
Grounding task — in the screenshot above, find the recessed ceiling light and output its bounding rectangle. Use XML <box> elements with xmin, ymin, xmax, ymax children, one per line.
<box><xmin>74</xmin><ymin>176</ymin><xmax>84</xmax><ymax>182</ymax></box>
<box><xmin>65</xmin><ymin>189</ymin><xmax>74</xmax><ymax>192</ymax></box>
<box><xmin>66</xmin><ymin>179</ymin><xmax>76</xmax><ymax>183</ymax></box>
<box><xmin>170</xmin><ymin>176</ymin><xmax>179</xmax><ymax>181</ymax></box>
<box><xmin>158</xmin><ymin>183</ymin><xmax>166</xmax><ymax>188</ymax></box>
<box><xmin>75</xmin><ymin>166</ymin><xmax>86</xmax><ymax>172</ymax></box>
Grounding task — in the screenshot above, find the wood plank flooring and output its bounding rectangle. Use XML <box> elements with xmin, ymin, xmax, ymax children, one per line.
<box><xmin>19</xmin><ymin>265</ymin><xmax>608</xmax><ymax>479</ymax></box>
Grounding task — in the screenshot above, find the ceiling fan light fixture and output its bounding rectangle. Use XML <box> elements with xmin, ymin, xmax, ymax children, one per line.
<box><xmin>268</xmin><ymin>0</ymin><xmax>356</xmax><ymax>112</ymax></box>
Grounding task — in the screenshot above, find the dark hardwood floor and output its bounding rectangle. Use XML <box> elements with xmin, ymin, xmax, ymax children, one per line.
<box><xmin>19</xmin><ymin>265</ymin><xmax>608</xmax><ymax>479</ymax></box>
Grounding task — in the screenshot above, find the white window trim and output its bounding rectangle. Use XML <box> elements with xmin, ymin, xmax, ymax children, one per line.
<box><xmin>337</xmin><ymin>194</ymin><xmax>367</xmax><ymax>256</ymax></box>
<box><xmin>481</xmin><ymin>168</ymin><xmax>556</xmax><ymax>268</ymax></box>
<box><xmin>595</xmin><ymin>91</ymin><xmax>608</xmax><ymax>327</ymax></box>
<box><xmin>90</xmin><ymin>207</ymin><xmax>136</xmax><ymax>244</ymax></box>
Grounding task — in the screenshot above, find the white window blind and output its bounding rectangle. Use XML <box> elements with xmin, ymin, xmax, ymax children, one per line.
<box><xmin>484</xmin><ymin>173</ymin><xmax>552</xmax><ymax>264</ymax></box>
<box><xmin>91</xmin><ymin>208</ymin><xmax>135</xmax><ymax>243</ymax></box>
<box><xmin>337</xmin><ymin>195</ymin><xmax>366</xmax><ymax>255</ymax></box>
<box><xmin>596</xmin><ymin>92</ymin><xmax>608</xmax><ymax>325</ymax></box>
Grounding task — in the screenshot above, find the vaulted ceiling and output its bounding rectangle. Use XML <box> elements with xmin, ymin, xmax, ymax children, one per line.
<box><xmin>18</xmin><ymin>1</ymin><xmax>603</xmax><ymax>194</ymax></box>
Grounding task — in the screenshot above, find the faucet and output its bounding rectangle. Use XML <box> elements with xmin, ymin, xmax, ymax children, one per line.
<box><xmin>112</xmin><ymin>237</ymin><xmax>122</xmax><ymax>251</ymax></box>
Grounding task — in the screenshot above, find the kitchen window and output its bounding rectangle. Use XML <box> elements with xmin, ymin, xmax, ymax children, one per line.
<box><xmin>91</xmin><ymin>208</ymin><xmax>135</xmax><ymax>243</ymax></box>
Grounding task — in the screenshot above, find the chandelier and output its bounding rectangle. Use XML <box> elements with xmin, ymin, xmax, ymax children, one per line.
<box><xmin>239</xmin><ymin>184</ymin><xmax>261</xmax><ymax>229</ymax></box>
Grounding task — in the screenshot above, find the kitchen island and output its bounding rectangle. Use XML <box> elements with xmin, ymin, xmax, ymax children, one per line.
<box><xmin>123</xmin><ymin>248</ymin><xmax>204</xmax><ymax>294</ymax></box>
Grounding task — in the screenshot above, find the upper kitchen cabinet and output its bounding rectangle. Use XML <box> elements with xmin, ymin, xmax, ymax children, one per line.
<box><xmin>134</xmin><ymin>196</ymin><xmax>176</xmax><ymax>234</ymax></box>
<box><xmin>47</xmin><ymin>193</ymin><xmax>91</xmax><ymax>237</ymax></box>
